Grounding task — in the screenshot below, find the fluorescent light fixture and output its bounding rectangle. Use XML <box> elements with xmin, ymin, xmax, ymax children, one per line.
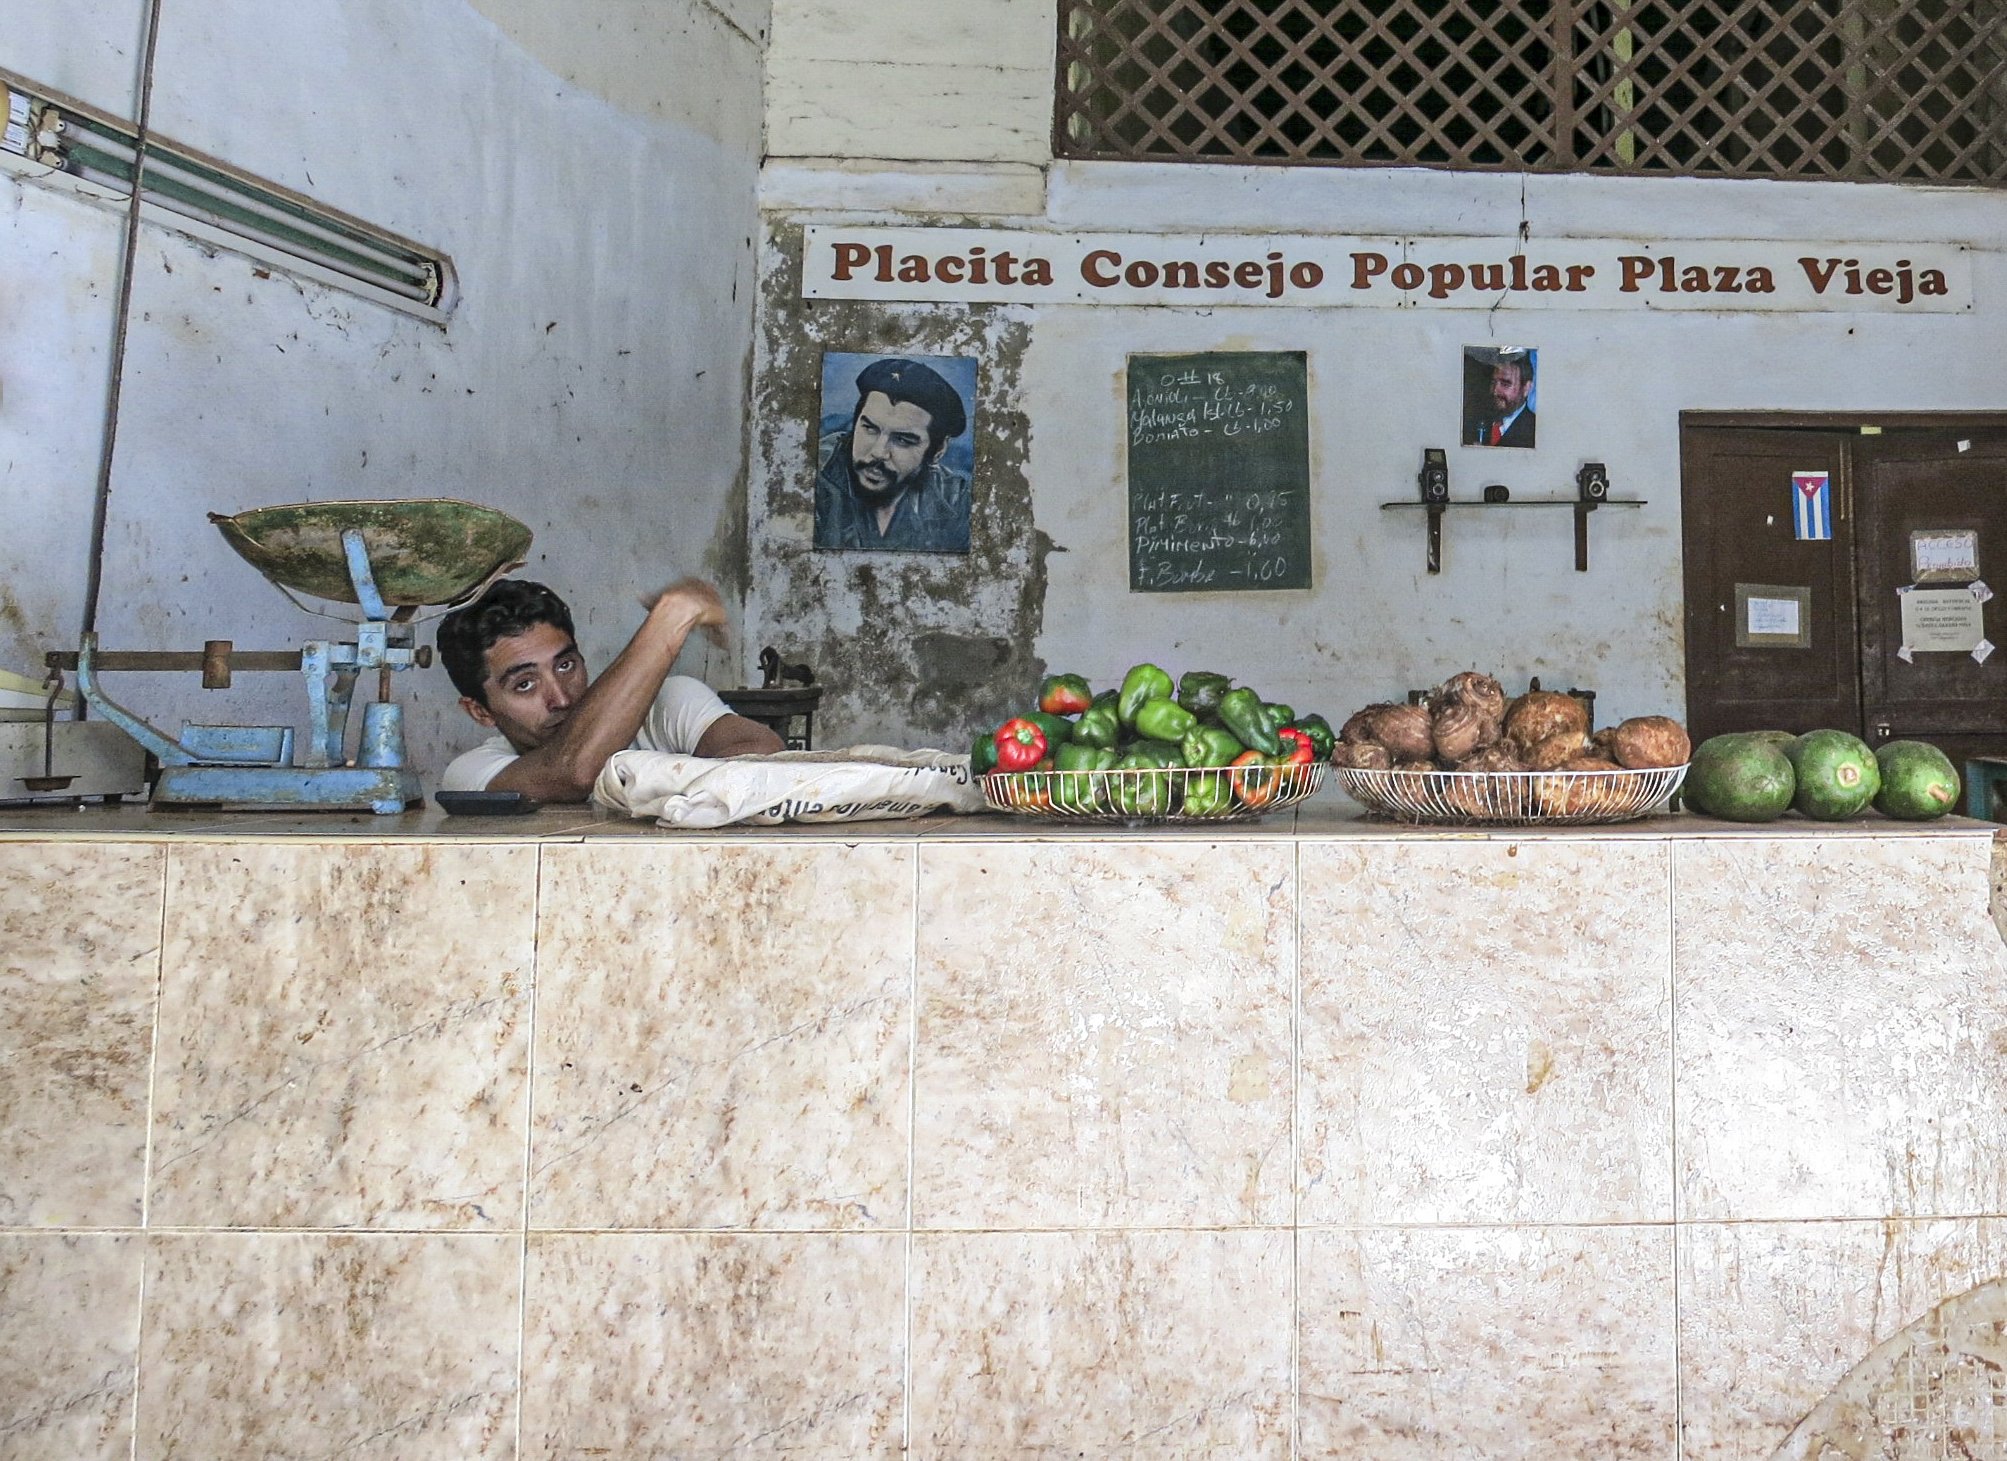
<box><xmin>1</xmin><ymin>67</ymin><xmax>454</xmax><ymax>321</ymax></box>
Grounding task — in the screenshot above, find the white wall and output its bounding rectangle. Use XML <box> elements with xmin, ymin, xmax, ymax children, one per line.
<box><xmin>2</xmin><ymin>0</ymin><xmax>764</xmax><ymax>776</ymax></box>
<box><xmin>750</xmin><ymin>0</ymin><xmax>2007</xmax><ymax>742</ymax></box>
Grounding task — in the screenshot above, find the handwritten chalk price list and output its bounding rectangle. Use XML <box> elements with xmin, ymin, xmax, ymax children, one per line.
<box><xmin>1126</xmin><ymin>351</ymin><xmax>1312</xmax><ymax>592</ymax></box>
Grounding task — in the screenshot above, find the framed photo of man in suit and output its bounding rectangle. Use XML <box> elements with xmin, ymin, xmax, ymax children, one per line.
<box><xmin>1462</xmin><ymin>346</ymin><xmax>1538</xmax><ymax>450</ymax></box>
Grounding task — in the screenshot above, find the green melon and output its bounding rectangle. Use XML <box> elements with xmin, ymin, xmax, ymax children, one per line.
<box><xmin>1872</xmin><ymin>741</ymin><xmax>1961</xmax><ymax>821</ymax></box>
<box><xmin>1786</xmin><ymin>730</ymin><xmax>1881</xmax><ymax>821</ymax></box>
<box><xmin>1685</xmin><ymin>733</ymin><xmax>1795</xmax><ymax>822</ymax></box>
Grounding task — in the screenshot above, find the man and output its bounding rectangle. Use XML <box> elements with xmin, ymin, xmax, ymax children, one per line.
<box><xmin>814</xmin><ymin>356</ymin><xmax>973</xmax><ymax>551</ymax></box>
<box><xmin>1468</xmin><ymin>353</ymin><xmax>1537</xmax><ymax>448</ymax></box>
<box><xmin>435</xmin><ymin>577</ymin><xmax>782</xmax><ymax>801</ymax></box>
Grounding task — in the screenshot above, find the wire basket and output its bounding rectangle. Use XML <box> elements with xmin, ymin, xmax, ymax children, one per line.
<box><xmin>983</xmin><ymin>762</ymin><xmax>1326</xmax><ymax>822</ymax></box>
<box><xmin>1335</xmin><ymin>764</ymin><xmax>1687</xmax><ymax>826</ymax></box>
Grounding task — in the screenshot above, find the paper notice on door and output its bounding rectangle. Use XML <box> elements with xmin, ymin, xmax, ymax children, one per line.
<box><xmin>1748</xmin><ymin>597</ymin><xmax>1800</xmax><ymax>636</ymax></box>
<box><xmin>1899</xmin><ymin>586</ymin><xmax>1986</xmax><ymax>653</ymax></box>
<box><xmin>1735</xmin><ymin>583</ymin><xmax>1812</xmax><ymax>648</ymax></box>
<box><xmin>1911</xmin><ymin>529</ymin><xmax>1980</xmax><ymax>583</ymax></box>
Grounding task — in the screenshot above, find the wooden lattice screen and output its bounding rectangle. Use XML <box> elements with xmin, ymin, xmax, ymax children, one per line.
<box><xmin>1055</xmin><ymin>0</ymin><xmax>2007</xmax><ymax>185</ymax></box>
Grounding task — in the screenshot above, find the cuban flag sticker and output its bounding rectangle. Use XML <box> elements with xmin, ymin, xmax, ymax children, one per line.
<box><xmin>1792</xmin><ymin>470</ymin><xmax>1833</xmax><ymax>541</ymax></box>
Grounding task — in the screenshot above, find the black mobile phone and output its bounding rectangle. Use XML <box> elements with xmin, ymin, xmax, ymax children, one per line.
<box><xmin>434</xmin><ymin>790</ymin><xmax>539</xmax><ymax>816</ymax></box>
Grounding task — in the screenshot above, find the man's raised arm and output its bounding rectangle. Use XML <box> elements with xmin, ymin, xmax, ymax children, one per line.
<box><xmin>488</xmin><ymin>581</ymin><xmax>725</xmax><ymax>801</ymax></box>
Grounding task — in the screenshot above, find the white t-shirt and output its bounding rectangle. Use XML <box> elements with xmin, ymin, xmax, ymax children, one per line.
<box><xmin>438</xmin><ymin>675</ymin><xmax>732</xmax><ymax>792</ymax></box>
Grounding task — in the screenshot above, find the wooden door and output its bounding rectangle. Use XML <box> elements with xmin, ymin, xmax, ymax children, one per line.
<box><xmin>1682</xmin><ymin>414</ymin><xmax>2007</xmax><ymax>771</ymax></box>
<box><xmin>1679</xmin><ymin>424</ymin><xmax>1860</xmax><ymax>743</ymax></box>
<box><xmin>1855</xmin><ymin>429</ymin><xmax>2007</xmax><ymax>764</ymax></box>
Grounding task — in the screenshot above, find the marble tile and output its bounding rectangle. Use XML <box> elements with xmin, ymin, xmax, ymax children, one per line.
<box><xmin>147</xmin><ymin>844</ymin><xmax>534</xmax><ymax>1229</ymax></box>
<box><xmin>1297</xmin><ymin>1224</ymin><xmax>1674</xmax><ymax>1459</ymax></box>
<box><xmin>530</xmin><ymin>843</ymin><xmax>912</xmax><ymax>1229</ymax></box>
<box><xmin>914</xmin><ymin>843</ymin><xmax>1295</xmax><ymax>1228</ymax></box>
<box><xmin>1772</xmin><ymin>1272</ymin><xmax>2007</xmax><ymax>1458</ymax></box>
<box><xmin>1991</xmin><ymin>831</ymin><xmax>2007</xmax><ymax>950</ymax></box>
<box><xmin>909</xmin><ymin>1229</ymin><xmax>1292</xmax><ymax>1458</ymax></box>
<box><xmin>1298</xmin><ymin>840</ymin><xmax>1673</xmax><ymax>1225</ymax></box>
<box><xmin>521</xmin><ymin>1232</ymin><xmax>905</xmax><ymax>1457</ymax></box>
<box><xmin>1676</xmin><ymin>837</ymin><xmax>2007</xmax><ymax>1221</ymax></box>
<box><xmin>136</xmin><ymin>1233</ymin><xmax>518</xmax><ymax>1460</ymax></box>
<box><xmin>0</xmin><ymin>843</ymin><xmax>163</xmax><ymax>1227</ymax></box>
<box><xmin>1295</xmin><ymin>799</ymin><xmax>1992</xmax><ymax>842</ymax></box>
<box><xmin>0</xmin><ymin>1235</ymin><xmax>141</xmax><ymax>1460</ymax></box>
<box><xmin>1679</xmin><ymin>1218</ymin><xmax>2007</xmax><ymax>1460</ymax></box>
<box><xmin>922</xmin><ymin>814</ymin><xmax>1308</xmax><ymax>842</ymax></box>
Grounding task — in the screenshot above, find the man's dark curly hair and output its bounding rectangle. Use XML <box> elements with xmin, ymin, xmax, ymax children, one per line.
<box><xmin>436</xmin><ymin>579</ymin><xmax>575</xmax><ymax>705</ymax></box>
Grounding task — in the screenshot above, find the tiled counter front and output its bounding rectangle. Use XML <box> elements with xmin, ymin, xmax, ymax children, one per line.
<box><xmin>2</xmin><ymin>822</ymin><xmax>2004</xmax><ymax>1458</ymax></box>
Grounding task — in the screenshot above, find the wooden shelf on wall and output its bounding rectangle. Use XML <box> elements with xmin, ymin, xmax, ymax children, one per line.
<box><xmin>1380</xmin><ymin>499</ymin><xmax>1647</xmax><ymax>574</ymax></box>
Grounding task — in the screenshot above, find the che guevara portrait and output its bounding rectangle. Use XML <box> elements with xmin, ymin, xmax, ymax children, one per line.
<box><xmin>813</xmin><ymin>351</ymin><xmax>978</xmax><ymax>554</ymax></box>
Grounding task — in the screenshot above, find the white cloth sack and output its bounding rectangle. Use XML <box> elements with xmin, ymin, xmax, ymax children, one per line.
<box><xmin>593</xmin><ymin>744</ymin><xmax>985</xmax><ymax>827</ymax></box>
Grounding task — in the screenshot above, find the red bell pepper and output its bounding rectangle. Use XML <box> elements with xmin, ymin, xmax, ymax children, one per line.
<box><xmin>993</xmin><ymin>717</ymin><xmax>1049</xmax><ymax>772</ymax></box>
<box><xmin>1277</xmin><ymin>726</ymin><xmax>1317</xmax><ymax>765</ymax></box>
<box><xmin>1230</xmin><ymin>749</ymin><xmax>1283</xmax><ymax>808</ymax></box>
<box><xmin>1038</xmin><ymin>673</ymin><xmax>1095</xmax><ymax>716</ymax></box>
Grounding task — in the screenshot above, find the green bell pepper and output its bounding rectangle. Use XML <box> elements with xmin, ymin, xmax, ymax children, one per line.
<box><xmin>1265</xmin><ymin>702</ymin><xmax>1296</xmax><ymax>728</ymax></box>
<box><xmin>1177</xmin><ymin>670</ymin><xmax>1233</xmax><ymax>719</ymax></box>
<box><xmin>1025</xmin><ymin>710</ymin><xmax>1076</xmax><ymax>752</ymax></box>
<box><xmin>1053</xmin><ymin>742</ymin><xmax>1117</xmax><ymax>812</ymax></box>
<box><xmin>1133</xmin><ymin>696</ymin><xmax>1197</xmax><ymax>743</ymax></box>
<box><xmin>1219</xmin><ymin>687</ymin><xmax>1283</xmax><ymax>757</ymax></box>
<box><xmin>970</xmin><ymin>729</ymin><xmax>1001</xmax><ymax>775</ymax></box>
<box><xmin>1182</xmin><ymin>771</ymin><xmax>1233</xmax><ymax>817</ymax></box>
<box><xmin>1069</xmin><ymin>700</ymin><xmax>1122</xmax><ymax>749</ymax></box>
<box><xmin>1286</xmin><ymin>714</ymin><xmax>1336</xmax><ymax>762</ymax></box>
<box><xmin>1181</xmin><ymin>724</ymin><xmax>1246</xmax><ymax>768</ymax></box>
<box><xmin>1055</xmin><ymin>742</ymin><xmax>1117</xmax><ymax>771</ymax></box>
<box><xmin>1113</xmin><ymin>744</ymin><xmax>1179</xmax><ymax>816</ymax></box>
<box><xmin>1117</xmin><ymin>663</ymin><xmax>1174</xmax><ymax>728</ymax></box>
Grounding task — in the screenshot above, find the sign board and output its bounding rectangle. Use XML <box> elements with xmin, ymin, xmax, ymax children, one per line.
<box><xmin>1911</xmin><ymin>529</ymin><xmax>1979</xmax><ymax>583</ymax></box>
<box><xmin>1899</xmin><ymin>586</ymin><xmax>1987</xmax><ymax>653</ymax></box>
<box><xmin>803</xmin><ymin>227</ymin><xmax>1973</xmax><ymax>313</ymax></box>
<box><xmin>1127</xmin><ymin>351</ymin><xmax>1311</xmax><ymax>593</ymax></box>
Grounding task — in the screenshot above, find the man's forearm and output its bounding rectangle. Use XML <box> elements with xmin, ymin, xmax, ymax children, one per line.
<box><xmin>693</xmin><ymin>713</ymin><xmax>785</xmax><ymax>759</ymax></box>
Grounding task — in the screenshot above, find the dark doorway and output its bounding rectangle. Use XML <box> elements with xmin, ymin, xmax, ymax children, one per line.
<box><xmin>1681</xmin><ymin>413</ymin><xmax>2007</xmax><ymax>769</ymax></box>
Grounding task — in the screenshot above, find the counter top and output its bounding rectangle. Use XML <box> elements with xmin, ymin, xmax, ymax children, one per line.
<box><xmin>0</xmin><ymin>788</ymin><xmax>1994</xmax><ymax>842</ymax></box>
<box><xmin>5</xmin><ymin>788</ymin><xmax>2006</xmax><ymax>1455</ymax></box>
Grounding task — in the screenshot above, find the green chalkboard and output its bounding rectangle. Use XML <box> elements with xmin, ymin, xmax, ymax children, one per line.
<box><xmin>1127</xmin><ymin>351</ymin><xmax>1311</xmax><ymax>593</ymax></box>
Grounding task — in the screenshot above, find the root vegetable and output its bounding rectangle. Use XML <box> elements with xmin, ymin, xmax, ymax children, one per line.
<box><xmin>1436</xmin><ymin>670</ymin><xmax>1507</xmax><ymax>723</ymax></box>
<box><xmin>1365</xmin><ymin>704</ymin><xmax>1435</xmax><ymax>762</ymax></box>
<box><xmin>1610</xmin><ymin>715</ymin><xmax>1692</xmax><ymax>769</ymax></box>
<box><xmin>1504</xmin><ymin>691</ymin><xmax>1590</xmax><ymax>753</ymax></box>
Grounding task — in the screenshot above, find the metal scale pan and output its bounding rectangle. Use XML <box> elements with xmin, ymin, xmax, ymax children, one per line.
<box><xmin>63</xmin><ymin>498</ymin><xmax>532</xmax><ymax>814</ymax></box>
<box><xmin>210</xmin><ymin>498</ymin><xmax>532</xmax><ymax>610</ymax></box>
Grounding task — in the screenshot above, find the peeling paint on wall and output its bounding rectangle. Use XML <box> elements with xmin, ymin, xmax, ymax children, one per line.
<box><xmin>747</xmin><ymin>222</ymin><xmax>1051</xmax><ymax>749</ymax></box>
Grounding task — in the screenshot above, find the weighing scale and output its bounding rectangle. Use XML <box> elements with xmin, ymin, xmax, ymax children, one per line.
<box><xmin>48</xmin><ymin>499</ymin><xmax>531</xmax><ymax>814</ymax></box>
